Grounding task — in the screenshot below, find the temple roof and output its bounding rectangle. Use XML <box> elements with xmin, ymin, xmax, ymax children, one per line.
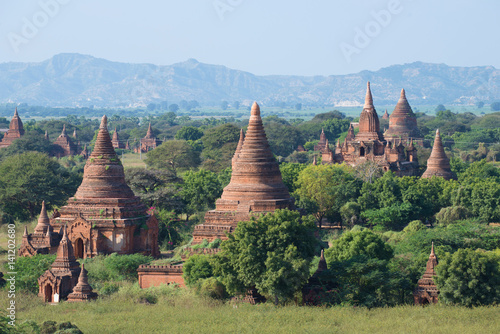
<box><xmin>219</xmin><ymin>102</ymin><xmax>291</xmax><ymax>202</ymax></box>
<box><xmin>9</xmin><ymin>108</ymin><xmax>24</xmax><ymax>134</ymax></box>
<box><xmin>232</xmin><ymin>128</ymin><xmax>245</xmax><ymax>167</ymax></box>
<box><xmin>422</xmin><ymin>129</ymin><xmax>454</xmax><ymax>180</ymax></box>
<box><xmin>112</xmin><ymin>127</ymin><xmax>119</xmax><ymax>141</ymax></box>
<box><xmin>144</xmin><ymin>123</ymin><xmax>155</xmax><ymax>139</ymax></box>
<box><xmin>382</xmin><ymin>109</ymin><xmax>389</xmax><ymax>119</ymax></box>
<box><xmin>51</xmin><ymin>225</ymin><xmax>80</xmax><ymax>273</ymax></box>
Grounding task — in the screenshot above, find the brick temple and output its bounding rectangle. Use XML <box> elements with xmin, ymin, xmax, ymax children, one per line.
<box><xmin>20</xmin><ymin>115</ymin><xmax>159</xmax><ymax>259</ymax></box>
<box><xmin>38</xmin><ymin>226</ymin><xmax>98</xmax><ymax>303</ymax></box>
<box><xmin>53</xmin><ymin>124</ymin><xmax>78</xmax><ymax>157</ymax></box>
<box><xmin>414</xmin><ymin>243</ymin><xmax>439</xmax><ymax>305</ymax></box>
<box><xmin>135</xmin><ymin>123</ymin><xmax>159</xmax><ymax>153</ymax></box>
<box><xmin>192</xmin><ymin>102</ymin><xmax>294</xmax><ymax>243</ymax></box>
<box><xmin>112</xmin><ymin>127</ymin><xmax>124</xmax><ymax>149</ymax></box>
<box><xmin>0</xmin><ymin>108</ymin><xmax>24</xmax><ymax>149</ymax></box>
<box><xmin>422</xmin><ymin>129</ymin><xmax>454</xmax><ymax>180</ymax></box>
<box><xmin>320</xmin><ymin>82</ymin><xmax>419</xmax><ymax>176</ymax></box>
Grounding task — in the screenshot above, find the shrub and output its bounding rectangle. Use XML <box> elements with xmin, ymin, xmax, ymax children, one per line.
<box><xmin>208</xmin><ymin>238</ymin><xmax>222</xmax><ymax>249</ymax></box>
<box><xmin>197</xmin><ymin>277</ymin><xmax>227</xmax><ymax>299</ymax></box>
<box><xmin>183</xmin><ymin>254</ymin><xmax>213</xmax><ymax>286</ymax></box>
<box><xmin>83</xmin><ymin>253</ymin><xmax>152</xmax><ymax>283</ymax></box>
<box><xmin>4</xmin><ymin>254</ymin><xmax>56</xmax><ymax>293</ymax></box>
<box><xmin>435</xmin><ymin>206</ymin><xmax>471</xmax><ymax>226</ymax></box>
<box><xmin>191</xmin><ymin>239</ymin><xmax>209</xmax><ymax>250</ymax></box>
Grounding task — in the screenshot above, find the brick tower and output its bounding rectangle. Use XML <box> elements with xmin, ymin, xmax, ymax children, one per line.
<box><xmin>422</xmin><ymin>129</ymin><xmax>454</xmax><ymax>180</ymax></box>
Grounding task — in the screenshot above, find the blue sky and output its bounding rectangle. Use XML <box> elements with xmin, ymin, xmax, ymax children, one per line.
<box><xmin>0</xmin><ymin>0</ymin><xmax>498</xmax><ymax>76</ymax></box>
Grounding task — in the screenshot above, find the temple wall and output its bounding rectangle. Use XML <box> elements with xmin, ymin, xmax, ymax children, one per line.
<box><xmin>138</xmin><ymin>265</ymin><xmax>185</xmax><ymax>288</ymax></box>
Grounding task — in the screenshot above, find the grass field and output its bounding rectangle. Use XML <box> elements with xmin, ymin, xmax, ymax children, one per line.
<box><xmin>7</xmin><ymin>288</ymin><xmax>500</xmax><ymax>334</ymax></box>
<box><xmin>120</xmin><ymin>152</ymin><xmax>146</xmax><ymax>169</ymax></box>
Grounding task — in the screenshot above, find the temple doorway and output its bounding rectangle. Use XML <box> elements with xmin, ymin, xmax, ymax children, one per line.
<box><xmin>359</xmin><ymin>147</ymin><xmax>365</xmax><ymax>156</ymax></box>
<box><xmin>74</xmin><ymin>238</ymin><xmax>84</xmax><ymax>258</ymax></box>
<box><xmin>44</xmin><ymin>284</ymin><xmax>53</xmax><ymax>303</ymax></box>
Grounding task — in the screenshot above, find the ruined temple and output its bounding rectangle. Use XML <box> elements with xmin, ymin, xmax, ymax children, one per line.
<box><xmin>314</xmin><ymin>129</ymin><xmax>328</xmax><ymax>151</ymax></box>
<box><xmin>18</xmin><ymin>201</ymin><xmax>61</xmax><ymax>257</ymax></box>
<box><xmin>382</xmin><ymin>109</ymin><xmax>389</xmax><ymax>119</ymax></box>
<box><xmin>192</xmin><ymin>102</ymin><xmax>294</xmax><ymax>243</ymax></box>
<box><xmin>53</xmin><ymin>124</ymin><xmax>77</xmax><ymax>157</ymax></box>
<box><xmin>422</xmin><ymin>129</ymin><xmax>454</xmax><ymax>180</ymax></box>
<box><xmin>0</xmin><ymin>108</ymin><xmax>24</xmax><ymax>149</ymax></box>
<box><xmin>384</xmin><ymin>89</ymin><xmax>422</xmax><ymax>141</ymax></box>
<box><xmin>135</xmin><ymin>123</ymin><xmax>159</xmax><ymax>153</ymax></box>
<box><xmin>320</xmin><ymin>82</ymin><xmax>419</xmax><ymax>176</ymax></box>
<box><xmin>302</xmin><ymin>249</ymin><xmax>335</xmax><ymax>305</ymax></box>
<box><xmin>38</xmin><ymin>226</ymin><xmax>81</xmax><ymax>302</ymax></box>
<box><xmin>111</xmin><ymin>127</ymin><xmax>124</xmax><ymax>149</ymax></box>
<box><xmin>47</xmin><ymin>115</ymin><xmax>158</xmax><ymax>258</ymax></box>
<box><xmin>414</xmin><ymin>243</ymin><xmax>439</xmax><ymax>305</ymax></box>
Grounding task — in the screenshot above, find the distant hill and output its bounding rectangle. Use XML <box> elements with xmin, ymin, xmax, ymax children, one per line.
<box><xmin>0</xmin><ymin>53</ymin><xmax>499</xmax><ymax>107</ymax></box>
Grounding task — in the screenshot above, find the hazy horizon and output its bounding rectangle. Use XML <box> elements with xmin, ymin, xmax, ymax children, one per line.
<box><xmin>1</xmin><ymin>0</ymin><xmax>499</xmax><ymax>76</ymax></box>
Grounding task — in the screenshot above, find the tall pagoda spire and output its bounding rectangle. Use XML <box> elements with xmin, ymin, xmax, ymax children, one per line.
<box><xmin>422</xmin><ymin>129</ymin><xmax>454</xmax><ymax>180</ymax></box>
<box><xmin>413</xmin><ymin>242</ymin><xmax>439</xmax><ymax>305</ymax></box>
<box><xmin>61</xmin><ymin>124</ymin><xmax>67</xmax><ymax>136</ymax></box>
<box><xmin>356</xmin><ymin>82</ymin><xmax>381</xmax><ymax>141</ymax></box>
<box><xmin>145</xmin><ymin>123</ymin><xmax>154</xmax><ymax>139</ymax></box>
<box><xmin>0</xmin><ymin>107</ymin><xmax>24</xmax><ymax>148</ymax></box>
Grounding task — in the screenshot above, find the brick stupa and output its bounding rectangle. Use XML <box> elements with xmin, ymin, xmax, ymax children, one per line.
<box><xmin>67</xmin><ymin>264</ymin><xmax>98</xmax><ymax>302</ymax></box>
<box><xmin>385</xmin><ymin>89</ymin><xmax>422</xmax><ymax>141</ymax></box>
<box><xmin>51</xmin><ymin>115</ymin><xmax>159</xmax><ymax>258</ymax></box>
<box><xmin>192</xmin><ymin>102</ymin><xmax>294</xmax><ymax>243</ymax></box>
<box><xmin>422</xmin><ymin>129</ymin><xmax>454</xmax><ymax>180</ymax></box>
<box><xmin>0</xmin><ymin>108</ymin><xmax>24</xmax><ymax>149</ymax></box>
<box><xmin>414</xmin><ymin>243</ymin><xmax>439</xmax><ymax>305</ymax></box>
<box><xmin>111</xmin><ymin>127</ymin><xmax>123</xmax><ymax>149</ymax></box>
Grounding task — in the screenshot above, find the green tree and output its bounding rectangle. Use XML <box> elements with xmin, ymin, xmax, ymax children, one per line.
<box><xmin>279</xmin><ymin>162</ymin><xmax>307</xmax><ymax>193</ymax></box>
<box><xmin>201</xmin><ymin>124</ymin><xmax>240</xmax><ymax>150</ymax></box>
<box><xmin>212</xmin><ymin>209</ymin><xmax>318</xmax><ymax>303</ymax></box>
<box><xmin>145</xmin><ymin>140</ymin><xmax>200</xmax><ymax>176</ymax></box>
<box><xmin>180</xmin><ymin>169</ymin><xmax>223</xmax><ymax>218</ymax></box>
<box><xmin>175</xmin><ymin>126</ymin><xmax>204</xmax><ymax>141</ymax></box>
<box><xmin>183</xmin><ymin>254</ymin><xmax>214</xmax><ymax>286</ymax></box>
<box><xmin>324</xmin><ymin>229</ymin><xmax>393</xmax><ymax>263</ymax></box>
<box><xmin>294</xmin><ymin>164</ymin><xmax>360</xmax><ymax>227</ymax></box>
<box><xmin>0</xmin><ymin>152</ymin><xmax>81</xmax><ymax>220</ymax></box>
<box><xmin>0</xmin><ymin>132</ymin><xmax>53</xmax><ymax>161</ymax></box>
<box><xmin>124</xmin><ymin>168</ymin><xmax>183</xmax><ymax>212</ymax></box>
<box><xmin>435</xmin><ymin>249</ymin><xmax>500</xmax><ymax>306</ymax></box>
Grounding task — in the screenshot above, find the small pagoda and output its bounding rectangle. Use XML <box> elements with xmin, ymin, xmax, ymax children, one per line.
<box><xmin>111</xmin><ymin>127</ymin><xmax>123</xmax><ymax>149</ymax></box>
<box><xmin>38</xmin><ymin>226</ymin><xmax>81</xmax><ymax>302</ymax></box>
<box><xmin>135</xmin><ymin>123</ymin><xmax>159</xmax><ymax>153</ymax></box>
<box><xmin>192</xmin><ymin>102</ymin><xmax>294</xmax><ymax>243</ymax></box>
<box><xmin>50</xmin><ymin>115</ymin><xmax>159</xmax><ymax>258</ymax></box>
<box><xmin>422</xmin><ymin>129</ymin><xmax>454</xmax><ymax>180</ymax></box>
<box><xmin>414</xmin><ymin>243</ymin><xmax>439</xmax><ymax>305</ymax></box>
<box><xmin>0</xmin><ymin>108</ymin><xmax>24</xmax><ymax>149</ymax></box>
<box><xmin>53</xmin><ymin>124</ymin><xmax>77</xmax><ymax>157</ymax></box>
<box><xmin>67</xmin><ymin>264</ymin><xmax>98</xmax><ymax>302</ymax></box>
<box><xmin>18</xmin><ymin>201</ymin><xmax>61</xmax><ymax>257</ymax></box>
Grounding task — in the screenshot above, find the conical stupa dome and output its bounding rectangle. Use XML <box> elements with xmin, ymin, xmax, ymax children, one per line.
<box><xmin>219</xmin><ymin>102</ymin><xmax>291</xmax><ymax>202</ymax></box>
<box><xmin>422</xmin><ymin>129</ymin><xmax>454</xmax><ymax>180</ymax></box>
<box><xmin>73</xmin><ymin>116</ymin><xmax>135</xmax><ymax>199</ymax></box>
<box><xmin>385</xmin><ymin>89</ymin><xmax>421</xmax><ymax>139</ymax></box>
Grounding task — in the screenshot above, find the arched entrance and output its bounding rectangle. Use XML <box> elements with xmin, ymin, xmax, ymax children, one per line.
<box><xmin>44</xmin><ymin>284</ymin><xmax>53</xmax><ymax>303</ymax></box>
<box><xmin>74</xmin><ymin>238</ymin><xmax>84</xmax><ymax>258</ymax></box>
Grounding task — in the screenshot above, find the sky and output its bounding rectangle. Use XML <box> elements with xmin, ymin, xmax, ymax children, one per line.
<box><xmin>0</xmin><ymin>0</ymin><xmax>499</xmax><ymax>76</ymax></box>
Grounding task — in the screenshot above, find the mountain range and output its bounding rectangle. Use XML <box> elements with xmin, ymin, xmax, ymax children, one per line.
<box><xmin>0</xmin><ymin>53</ymin><xmax>499</xmax><ymax>108</ymax></box>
